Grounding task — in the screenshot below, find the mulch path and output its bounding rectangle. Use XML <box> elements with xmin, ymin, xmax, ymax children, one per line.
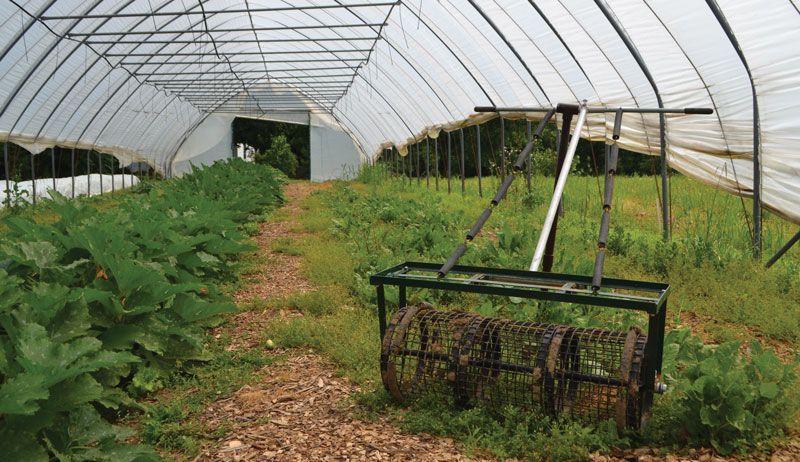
<box><xmin>194</xmin><ymin>182</ymin><xmax>490</xmax><ymax>461</ymax></box>
<box><xmin>196</xmin><ymin>353</ymin><xmax>491</xmax><ymax>462</ymax></box>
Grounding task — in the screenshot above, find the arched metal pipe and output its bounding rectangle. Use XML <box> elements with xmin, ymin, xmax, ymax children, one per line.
<box><xmin>704</xmin><ymin>0</ymin><xmax>761</xmax><ymax>258</ymax></box>
<box><xmin>594</xmin><ymin>0</ymin><xmax>670</xmax><ymax>240</ymax></box>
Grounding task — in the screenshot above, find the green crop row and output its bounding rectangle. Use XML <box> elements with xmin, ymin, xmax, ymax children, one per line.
<box><xmin>0</xmin><ymin>159</ymin><xmax>285</xmax><ymax>461</ymax></box>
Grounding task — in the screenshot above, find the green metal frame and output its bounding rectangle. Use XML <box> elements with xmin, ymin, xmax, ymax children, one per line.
<box><xmin>370</xmin><ymin>261</ymin><xmax>669</xmax><ymax>410</ymax></box>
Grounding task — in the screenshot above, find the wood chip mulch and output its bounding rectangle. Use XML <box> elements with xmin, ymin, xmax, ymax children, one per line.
<box><xmin>590</xmin><ymin>442</ymin><xmax>800</xmax><ymax>462</ymax></box>
<box><xmin>193</xmin><ymin>353</ymin><xmax>491</xmax><ymax>462</ymax></box>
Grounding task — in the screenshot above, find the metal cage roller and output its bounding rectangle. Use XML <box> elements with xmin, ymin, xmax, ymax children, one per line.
<box><xmin>381</xmin><ymin>305</ymin><xmax>650</xmax><ymax>429</ymax></box>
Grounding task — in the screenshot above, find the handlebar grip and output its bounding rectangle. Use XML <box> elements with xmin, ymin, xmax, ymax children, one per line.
<box><xmin>684</xmin><ymin>107</ymin><xmax>713</xmax><ymax>115</ymax></box>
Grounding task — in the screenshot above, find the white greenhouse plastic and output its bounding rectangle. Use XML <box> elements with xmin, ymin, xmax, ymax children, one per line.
<box><xmin>0</xmin><ymin>174</ymin><xmax>140</xmax><ymax>209</ymax></box>
<box><xmin>0</xmin><ymin>1</ymin><xmax>798</xmax><ymax>228</ymax></box>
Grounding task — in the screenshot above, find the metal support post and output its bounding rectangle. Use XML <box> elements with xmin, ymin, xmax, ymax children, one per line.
<box><xmin>435</xmin><ymin>137</ymin><xmax>439</xmax><ymax>190</ymax></box>
<box><xmin>401</xmin><ymin>147</ymin><xmax>405</xmax><ymax>183</ymax></box>
<box><xmin>447</xmin><ymin>131</ymin><xmax>452</xmax><ymax>194</ymax></box>
<box><xmin>98</xmin><ymin>151</ymin><xmax>103</xmax><ymax>195</ymax></box>
<box><xmin>3</xmin><ymin>142</ymin><xmax>9</xmax><ymax>205</ymax></box>
<box><xmin>660</xmin><ymin>115</ymin><xmax>669</xmax><ymax>240</ymax></box>
<box><xmin>426</xmin><ymin>138</ymin><xmax>430</xmax><ymax>188</ymax></box>
<box><xmin>527</xmin><ymin>120</ymin><xmax>532</xmax><ymax>192</ymax></box>
<box><xmin>556</xmin><ymin>124</ymin><xmax>564</xmax><ymax>218</ymax></box>
<box><xmin>500</xmin><ymin>117</ymin><xmax>505</xmax><ymax>184</ymax></box>
<box><xmin>460</xmin><ymin>128</ymin><xmax>465</xmax><ymax>196</ymax></box>
<box><xmin>399</xmin><ymin>284</ymin><xmax>406</xmax><ymax>309</ymax></box>
<box><xmin>30</xmin><ymin>150</ymin><xmax>36</xmax><ymax>205</ymax></box>
<box><xmin>51</xmin><ymin>147</ymin><xmax>56</xmax><ymax>192</ymax></box>
<box><xmin>71</xmin><ymin>148</ymin><xmax>75</xmax><ymax>198</ymax></box>
<box><xmin>86</xmin><ymin>150</ymin><xmax>90</xmax><ymax>196</ymax></box>
<box><xmin>477</xmin><ymin>124</ymin><xmax>482</xmax><ymax>197</ymax></box>
<box><xmin>377</xmin><ymin>284</ymin><xmax>387</xmax><ymax>340</ymax></box>
<box><xmin>416</xmin><ymin>142</ymin><xmax>420</xmax><ymax>186</ymax></box>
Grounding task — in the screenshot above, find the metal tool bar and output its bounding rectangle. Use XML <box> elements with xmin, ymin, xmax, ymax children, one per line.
<box><xmin>107</xmin><ymin>49</ymin><xmax>370</xmax><ymax>57</ymax></box>
<box><xmin>122</xmin><ymin>58</ymin><xmax>367</xmax><ymax>66</ymax></box>
<box><xmin>144</xmin><ymin>75</ymin><xmax>353</xmax><ymax>82</ymax></box>
<box><xmin>179</xmin><ymin>94</ymin><xmax>341</xmax><ymax>98</ymax></box>
<box><xmin>161</xmin><ymin>84</ymin><xmax>350</xmax><ymax>88</ymax></box>
<box><xmin>476</xmin><ymin>106</ymin><xmax>712</xmax><ymax>115</ymax></box>
<box><xmin>438</xmin><ymin>113</ymin><xmax>554</xmax><ymax>278</ymax></box>
<box><xmin>42</xmin><ymin>3</ymin><xmax>396</xmax><ymax>19</ymax></box>
<box><xmin>68</xmin><ymin>23</ymin><xmax>384</xmax><ymax>36</ymax></box>
<box><xmin>134</xmin><ymin>66</ymin><xmax>357</xmax><ymax>75</ymax></box>
<box><xmin>396</xmin><ymin>272</ymin><xmax>660</xmax><ymax>303</ymax></box>
<box><xmin>109</xmin><ymin>50</ymin><xmax>369</xmax><ymax>57</ymax></box>
<box><xmin>196</xmin><ymin>106</ymin><xmax>330</xmax><ymax>111</ymax></box>
<box><xmin>592</xmin><ymin>109</ymin><xmax>624</xmax><ymax>291</ymax></box>
<box><xmin>530</xmin><ymin>102</ymin><xmax>588</xmax><ymax>271</ymax></box>
<box><xmin>87</xmin><ymin>38</ymin><xmax>376</xmax><ymax>45</ymax></box>
<box><xmin>370</xmin><ymin>261</ymin><xmax>669</xmax><ymax>339</ymax></box>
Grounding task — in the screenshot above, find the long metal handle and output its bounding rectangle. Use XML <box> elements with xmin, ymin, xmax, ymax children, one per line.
<box><xmin>476</xmin><ymin>105</ymin><xmax>712</xmax><ymax>115</ymax></box>
<box><xmin>438</xmin><ymin>114</ymin><xmax>554</xmax><ymax>278</ymax></box>
<box><xmin>529</xmin><ymin>103</ymin><xmax>588</xmax><ymax>271</ymax></box>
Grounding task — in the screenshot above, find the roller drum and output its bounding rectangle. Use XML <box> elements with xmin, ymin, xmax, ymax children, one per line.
<box><xmin>381</xmin><ymin>305</ymin><xmax>650</xmax><ymax>428</ymax></box>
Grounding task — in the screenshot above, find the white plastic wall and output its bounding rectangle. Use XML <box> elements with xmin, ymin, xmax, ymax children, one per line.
<box><xmin>171</xmin><ymin>114</ymin><xmax>234</xmax><ymax>177</ymax></box>
<box><xmin>310</xmin><ymin>112</ymin><xmax>364</xmax><ymax>182</ymax></box>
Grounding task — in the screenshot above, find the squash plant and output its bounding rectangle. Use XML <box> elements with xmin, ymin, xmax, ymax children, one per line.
<box><xmin>0</xmin><ymin>159</ymin><xmax>285</xmax><ymax>461</ymax></box>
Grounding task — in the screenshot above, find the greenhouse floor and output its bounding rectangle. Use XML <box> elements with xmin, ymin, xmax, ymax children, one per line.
<box><xmin>165</xmin><ymin>182</ymin><xmax>800</xmax><ymax>462</ymax></box>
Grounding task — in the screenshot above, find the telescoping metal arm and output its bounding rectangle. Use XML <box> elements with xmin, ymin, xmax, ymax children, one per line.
<box><xmin>530</xmin><ymin>102</ymin><xmax>589</xmax><ymax>271</ymax></box>
<box><xmin>592</xmin><ymin>110</ymin><xmax>624</xmax><ymax>292</ymax></box>
<box><xmin>437</xmin><ymin>108</ymin><xmax>556</xmax><ymax>278</ymax></box>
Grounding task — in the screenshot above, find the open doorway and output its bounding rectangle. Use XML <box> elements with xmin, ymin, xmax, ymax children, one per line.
<box><xmin>232</xmin><ymin>117</ymin><xmax>310</xmax><ymax>180</ymax></box>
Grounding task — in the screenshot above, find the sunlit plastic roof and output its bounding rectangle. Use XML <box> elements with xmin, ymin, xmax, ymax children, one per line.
<box><xmin>1</xmin><ymin>1</ymin><xmax>798</xmax><ymax>223</ymax></box>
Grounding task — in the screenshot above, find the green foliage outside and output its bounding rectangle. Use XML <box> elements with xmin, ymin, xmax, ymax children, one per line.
<box><xmin>253</xmin><ymin>134</ymin><xmax>298</xmax><ymax>177</ymax></box>
<box><xmin>233</xmin><ymin>118</ymin><xmax>309</xmax><ymax>179</ymax></box>
<box><xmin>378</xmin><ymin>118</ymin><xmax>662</xmax><ymax>180</ymax></box>
<box><xmin>0</xmin><ymin>159</ymin><xmax>285</xmax><ymax>461</ymax></box>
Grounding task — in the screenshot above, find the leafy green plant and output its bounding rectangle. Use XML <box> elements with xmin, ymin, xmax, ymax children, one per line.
<box><xmin>654</xmin><ymin>328</ymin><xmax>799</xmax><ymax>454</ymax></box>
<box><xmin>2</xmin><ymin>178</ymin><xmax>30</xmax><ymax>212</ymax></box>
<box><xmin>0</xmin><ymin>159</ymin><xmax>286</xmax><ymax>460</ymax></box>
<box><xmin>254</xmin><ymin>134</ymin><xmax>298</xmax><ymax>176</ymax></box>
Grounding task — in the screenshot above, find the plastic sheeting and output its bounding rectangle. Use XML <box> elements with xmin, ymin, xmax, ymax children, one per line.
<box><xmin>172</xmin><ymin>113</ymin><xmax>234</xmax><ymax>176</ymax></box>
<box><xmin>0</xmin><ymin>1</ymin><xmax>799</xmax><ymax>222</ymax></box>
<box><xmin>1</xmin><ymin>174</ymin><xmax>139</xmax><ymax>208</ymax></box>
<box><xmin>310</xmin><ymin>112</ymin><xmax>364</xmax><ymax>181</ymax></box>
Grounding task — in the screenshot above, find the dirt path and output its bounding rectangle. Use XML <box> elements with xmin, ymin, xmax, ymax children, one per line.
<box><xmin>197</xmin><ymin>182</ymin><xmax>491</xmax><ymax>462</ymax></box>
